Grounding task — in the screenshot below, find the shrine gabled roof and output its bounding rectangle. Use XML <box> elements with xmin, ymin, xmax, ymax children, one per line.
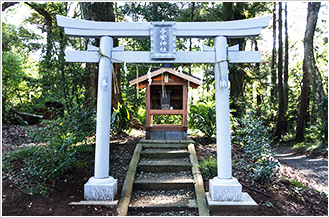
<box><xmin>129</xmin><ymin>67</ymin><xmax>202</xmax><ymax>88</ymax></box>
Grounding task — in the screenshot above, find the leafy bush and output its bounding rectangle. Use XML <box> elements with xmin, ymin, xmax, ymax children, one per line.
<box><xmin>235</xmin><ymin>111</ymin><xmax>280</xmax><ymax>183</ymax></box>
<box><xmin>152</xmin><ymin>114</ymin><xmax>182</xmax><ymax>125</ymax></box>
<box><xmin>198</xmin><ymin>155</ymin><xmax>217</xmax><ymax>179</ymax></box>
<box><xmin>2</xmin><ymin>145</ymin><xmax>76</xmax><ymax>196</ymax></box>
<box><xmin>137</xmin><ymin>106</ymin><xmax>146</xmax><ymax>125</ymax></box>
<box><xmin>2</xmin><ymin>107</ymin><xmax>96</xmax><ymax>196</ymax></box>
<box><xmin>111</xmin><ymin>102</ymin><xmax>132</xmax><ymax>135</ymax></box>
<box><xmin>188</xmin><ymin>101</ymin><xmax>216</xmax><ymax>138</ymax></box>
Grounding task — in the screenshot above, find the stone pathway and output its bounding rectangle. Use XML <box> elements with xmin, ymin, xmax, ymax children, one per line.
<box><xmin>117</xmin><ymin>139</ymin><xmax>209</xmax><ymax>216</ymax></box>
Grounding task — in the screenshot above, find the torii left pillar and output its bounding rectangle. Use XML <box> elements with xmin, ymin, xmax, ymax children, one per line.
<box><xmin>84</xmin><ymin>36</ymin><xmax>117</xmax><ymax>201</ymax></box>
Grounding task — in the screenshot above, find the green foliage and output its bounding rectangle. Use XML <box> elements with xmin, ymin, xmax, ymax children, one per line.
<box><xmin>2</xmin><ymin>145</ymin><xmax>77</xmax><ymax>196</ymax></box>
<box><xmin>2</xmin><ymin>107</ymin><xmax>96</xmax><ymax>196</ymax></box>
<box><xmin>2</xmin><ymin>21</ymin><xmax>42</xmax><ymax>123</ymax></box>
<box><xmin>152</xmin><ymin>115</ymin><xmax>182</xmax><ymax>125</ymax></box>
<box><xmin>235</xmin><ymin>112</ymin><xmax>280</xmax><ymax>183</ymax></box>
<box><xmin>2</xmin><ymin>142</ymin><xmax>93</xmax><ymax>197</ymax></box>
<box><xmin>30</xmin><ymin>107</ymin><xmax>96</xmax><ymax>147</ymax></box>
<box><xmin>188</xmin><ymin>101</ymin><xmax>216</xmax><ymax>138</ymax></box>
<box><xmin>111</xmin><ymin>102</ymin><xmax>132</xmax><ymax>135</ymax></box>
<box><xmin>198</xmin><ymin>155</ymin><xmax>217</xmax><ymax>178</ymax></box>
<box><xmin>136</xmin><ymin>106</ymin><xmax>146</xmax><ymax>125</ymax></box>
<box><xmin>2</xmin><ymin>21</ymin><xmax>42</xmax><ymax>53</ymax></box>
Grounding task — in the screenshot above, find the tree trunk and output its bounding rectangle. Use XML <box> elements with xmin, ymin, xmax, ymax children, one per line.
<box><xmin>254</xmin><ymin>39</ymin><xmax>261</xmax><ymax>117</ymax></box>
<box><xmin>111</xmin><ymin>38</ymin><xmax>123</xmax><ymax>110</ymax></box>
<box><xmin>297</xmin><ymin>2</ymin><xmax>327</xmax><ymax>141</ymax></box>
<box><xmin>295</xmin><ymin>66</ymin><xmax>309</xmax><ymax>142</ymax></box>
<box><xmin>223</xmin><ymin>2</ymin><xmax>246</xmax><ymax>118</ymax></box>
<box><xmin>271</xmin><ymin>2</ymin><xmax>277</xmax><ymax>105</ymax></box>
<box><xmin>80</xmin><ymin>2</ymin><xmax>122</xmax><ymax>110</ymax></box>
<box><xmin>275</xmin><ymin>2</ymin><xmax>284</xmax><ymax>140</ymax></box>
<box><xmin>25</xmin><ymin>2</ymin><xmax>53</xmax><ymax>59</ymax></box>
<box><xmin>284</xmin><ymin>2</ymin><xmax>289</xmax><ymax>117</ymax></box>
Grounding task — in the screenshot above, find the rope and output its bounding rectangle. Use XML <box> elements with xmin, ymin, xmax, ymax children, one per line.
<box><xmin>98</xmin><ymin>50</ymin><xmax>120</xmax><ymax>94</ymax></box>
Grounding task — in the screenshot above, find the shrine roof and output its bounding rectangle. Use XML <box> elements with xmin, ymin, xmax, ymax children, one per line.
<box><xmin>129</xmin><ymin>67</ymin><xmax>202</xmax><ymax>89</ymax></box>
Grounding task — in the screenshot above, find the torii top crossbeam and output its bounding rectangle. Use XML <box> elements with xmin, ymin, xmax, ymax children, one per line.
<box><xmin>57</xmin><ymin>15</ymin><xmax>270</xmax><ymax>39</ymax></box>
<box><xmin>56</xmin><ymin>15</ymin><xmax>270</xmax><ymax>64</ymax></box>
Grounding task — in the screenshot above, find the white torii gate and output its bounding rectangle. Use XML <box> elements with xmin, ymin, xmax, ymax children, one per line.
<box><xmin>56</xmin><ymin>15</ymin><xmax>269</xmax><ymax>202</ymax></box>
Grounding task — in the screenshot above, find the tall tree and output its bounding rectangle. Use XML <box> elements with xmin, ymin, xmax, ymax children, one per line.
<box><xmin>254</xmin><ymin>39</ymin><xmax>262</xmax><ymax>117</ymax></box>
<box><xmin>275</xmin><ymin>2</ymin><xmax>284</xmax><ymax>139</ymax></box>
<box><xmin>79</xmin><ymin>2</ymin><xmax>122</xmax><ymax>110</ymax></box>
<box><xmin>296</xmin><ymin>2</ymin><xmax>326</xmax><ymax>142</ymax></box>
<box><xmin>25</xmin><ymin>2</ymin><xmax>76</xmax><ymax>108</ymax></box>
<box><xmin>223</xmin><ymin>2</ymin><xmax>246</xmax><ymax>118</ymax></box>
<box><xmin>271</xmin><ymin>2</ymin><xmax>277</xmax><ymax>104</ymax></box>
<box><xmin>283</xmin><ymin>2</ymin><xmax>289</xmax><ymax>117</ymax></box>
<box><xmin>25</xmin><ymin>2</ymin><xmax>53</xmax><ymax>59</ymax></box>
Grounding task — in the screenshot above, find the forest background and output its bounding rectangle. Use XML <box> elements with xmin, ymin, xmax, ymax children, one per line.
<box><xmin>1</xmin><ymin>1</ymin><xmax>328</xmax><ymax>197</ymax></box>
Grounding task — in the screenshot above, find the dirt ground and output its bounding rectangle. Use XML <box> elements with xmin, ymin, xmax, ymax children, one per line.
<box><xmin>273</xmin><ymin>146</ymin><xmax>328</xmax><ymax>194</ymax></box>
<box><xmin>193</xmin><ymin>137</ymin><xmax>328</xmax><ymax>216</ymax></box>
<box><xmin>2</xmin><ymin>124</ymin><xmax>329</xmax><ymax>216</ymax></box>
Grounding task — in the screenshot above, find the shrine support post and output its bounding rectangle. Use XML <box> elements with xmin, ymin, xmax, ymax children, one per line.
<box><xmin>84</xmin><ymin>36</ymin><xmax>117</xmax><ymax>201</ymax></box>
<box><xmin>209</xmin><ymin>36</ymin><xmax>242</xmax><ymax>201</ymax></box>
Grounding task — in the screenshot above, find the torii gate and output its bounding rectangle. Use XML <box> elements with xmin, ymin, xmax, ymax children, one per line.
<box><xmin>56</xmin><ymin>15</ymin><xmax>269</xmax><ymax>203</ymax></box>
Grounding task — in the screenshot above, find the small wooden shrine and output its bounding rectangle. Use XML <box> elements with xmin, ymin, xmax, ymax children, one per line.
<box><xmin>129</xmin><ymin>65</ymin><xmax>202</xmax><ymax>140</ymax></box>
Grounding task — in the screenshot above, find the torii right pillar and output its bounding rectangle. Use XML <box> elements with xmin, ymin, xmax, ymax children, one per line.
<box><xmin>209</xmin><ymin>36</ymin><xmax>243</xmax><ymax>202</ymax></box>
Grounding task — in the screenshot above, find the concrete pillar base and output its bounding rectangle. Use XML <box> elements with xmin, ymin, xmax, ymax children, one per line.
<box><xmin>84</xmin><ymin>176</ymin><xmax>117</xmax><ymax>201</ymax></box>
<box><xmin>206</xmin><ymin>192</ymin><xmax>258</xmax><ymax>214</ymax></box>
<box><xmin>209</xmin><ymin>177</ymin><xmax>242</xmax><ymax>201</ymax></box>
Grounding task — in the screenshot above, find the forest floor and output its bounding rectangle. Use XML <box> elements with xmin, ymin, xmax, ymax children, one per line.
<box><xmin>2</xmin><ymin>124</ymin><xmax>328</xmax><ymax>216</ymax></box>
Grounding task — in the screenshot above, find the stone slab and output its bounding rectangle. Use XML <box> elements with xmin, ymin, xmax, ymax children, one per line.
<box><xmin>206</xmin><ymin>192</ymin><xmax>258</xmax><ymax>214</ymax></box>
<box><xmin>69</xmin><ymin>200</ymin><xmax>118</xmax><ymax>207</ymax></box>
<box><xmin>147</xmin><ymin>131</ymin><xmax>187</xmax><ymax>140</ymax></box>
<box><xmin>129</xmin><ymin>199</ymin><xmax>197</xmax><ymax>212</ymax></box>
<box><xmin>140</xmin><ymin>149</ymin><xmax>190</xmax><ymax>159</ymax></box>
<box><xmin>138</xmin><ymin>160</ymin><xmax>191</xmax><ymax>172</ymax></box>
<box><xmin>133</xmin><ymin>178</ymin><xmax>194</xmax><ymax>190</ymax></box>
<box><xmin>141</xmin><ymin>143</ymin><xmax>188</xmax><ymax>148</ymax></box>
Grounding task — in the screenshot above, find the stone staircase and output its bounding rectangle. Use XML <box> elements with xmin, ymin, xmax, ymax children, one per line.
<box><xmin>117</xmin><ymin>139</ymin><xmax>209</xmax><ymax>216</ymax></box>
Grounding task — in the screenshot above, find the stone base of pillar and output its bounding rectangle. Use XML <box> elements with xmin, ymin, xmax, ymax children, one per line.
<box><xmin>84</xmin><ymin>176</ymin><xmax>117</xmax><ymax>201</ymax></box>
<box><xmin>206</xmin><ymin>192</ymin><xmax>258</xmax><ymax>214</ymax></box>
<box><xmin>209</xmin><ymin>177</ymin><xmax>242</xmax><ymax>201</ymax></box>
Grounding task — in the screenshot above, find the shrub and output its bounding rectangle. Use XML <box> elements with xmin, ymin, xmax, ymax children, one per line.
<box><xmin>235</xmin><ymin>111</ymin><xmax>280</xmax><ymax>183</ymax></box>
<box><xmin>2</xmin><ymin>144</ymin><xmax>78</xmax><ymax>196</ymax></box>
<box><xmin>111</xmin><ymin>102</ymin><xmax>132</xmax><ymax>135</ymax></box>
<box><xmin>198</xmin><ymin>155</ymin><xmax>217</xmax><ymax>179</ymax></box>
<box><xmin>188</xmin><ymin>101</ymin><xmax>216</xmax><ymax>138</ymax></box>
<box><xmin>2</xmin><ymin>107</ymin><xmax>96</xmax><ymax>196</ymax></box>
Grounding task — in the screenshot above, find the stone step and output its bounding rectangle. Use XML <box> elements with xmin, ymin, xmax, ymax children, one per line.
<box><xmin>138</xmin><ymin>159</ymin><xmax>192</xmax><ymax>172</ymax></box>
<box><xmin>141</xmin><ymin>143</ymin><xmax>188</xmax><ymax>149</ymax></box>
<box><xmin>140</xmin><ymin>149</ymin><xmax>190</xmax><ymax>159</ymax></box>
<box><xmin>134</xmin><ymin>178</ymin><xmax>194</xmax><ymax>190</ymax></box>
<box><xmin>139</xmin><ymin>139</ymin><xmax>194</xmax><ymax>144</ymax></box>
<box><xmin>128</xmin><ymin>209</ymin><xmax>198</xmax><ymax>216</ymax></box>
<box><xmin>128</xmin><ymin>190</ymin><xmax>197</xmax><ymax>212</ymax></box>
